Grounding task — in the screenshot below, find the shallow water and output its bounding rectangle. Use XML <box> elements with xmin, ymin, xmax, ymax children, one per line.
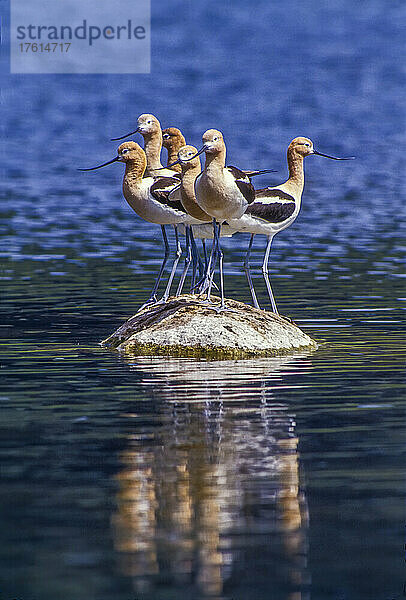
<box><xmin>1</xmin><ymin>0</ymin><xmax>405</xmax><ymax>599</ymax></box>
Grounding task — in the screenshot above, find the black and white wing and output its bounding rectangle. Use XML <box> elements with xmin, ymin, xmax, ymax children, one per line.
<box><xmin>227</xmin><ymin>166</ymin><xmax>276</xmax><ymax>180</ymax></box>
<box><xmin>226</xmin><ymin>165</ymin><xmax>255</xmax><ymax>204</ymax></box>
<box><xmin>245</xmin><ymin>188</ymin><xmax>296</xmax><ymax>223</ymax></box>
<box><xmin>167</xmin><ymin>183</ymin><xmax>185</xmax><ymax>211</ymax></box>
<box><xmin>227</xmin><ymin>165</ymin><xmax>251</xmax><ymax>183</ymax></box>
<box><xmin>150</xmin><ymin>177</ymin><xmax>187</xmax><ymax>213</ymax></box>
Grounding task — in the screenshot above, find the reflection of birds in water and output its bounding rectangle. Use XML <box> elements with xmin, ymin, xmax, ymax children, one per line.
<box><xmin>112</xmin><ymin>356</ymin><xmax>312</xmax><ymax>599</ymax></box>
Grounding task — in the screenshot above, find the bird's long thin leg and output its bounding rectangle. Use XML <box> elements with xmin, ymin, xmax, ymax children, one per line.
<box><xmin>244</xmin><ymin>233</ymin><xmax>260</xmax><ymax>310</ymax></box>
<box><xmin>196</xmin><ymin>249</ymin><xmax>204</xmax><ymax>283</ymax></box>
<box><xmin>149</xmin><ymin>225</ymin><xmax>170</xmax><ymax>300</ymax></box>
<box><xmin>189</xmin><ymin>227</ymin><xmax>199</xmax><ymax>291</ymax></box>
<box><xmin>160</xmin><ymin>225</ymin><xmax>182</xmax><ymax>302</ymax></box>
<box><xmin>205</xmin><ymin>219</ymin><xmax>219</xmax><ymax>303</ymax></box>
<box><xmin>138</xmin><ymin>225</ymin><xmax>169</xmax><ymax>311</ymax></box>
<box><xmin>216</xmin><ymin>222</ymin><xmax>226</xmax><ymax>309</ymax></box>
<box><xmin>198</xmin><ymin>231</ymin><xmax>217</xmax><ymax>297</ymax></box>
<box><xmin>262</xmin><ymin>235</ymin><xmax>278</xmax><ymax>314</ymax></box>
<box><xmin>204</xmin><ymin>220</ymin><xmax>230</xmax><ymax>312</ymax></box>
<box><xmin>192</xmin><ymin>236</ymin><xmax>218</xmax><ymax>294</ymax></box>
<box><xmin>176</xmin><ymin>226</ymin><xmax>192</xmax><ymax>296</ymax></box>
<box><xmin>201</xmin><ymin>239</ymin><xmax>208</xmax><ymax>274</ymax></box>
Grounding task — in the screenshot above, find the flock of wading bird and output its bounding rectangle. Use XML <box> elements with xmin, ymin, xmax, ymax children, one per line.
<box><xmin>80</xmin><ymin>114</ymin><xmax>354</xmax><ymax>314</ymax></box>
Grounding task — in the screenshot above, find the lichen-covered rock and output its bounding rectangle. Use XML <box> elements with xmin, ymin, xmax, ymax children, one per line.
<box><xmin>101</xmin><ymin>295</ymin><xmax>317</xmax><ymax>359</ymax></box>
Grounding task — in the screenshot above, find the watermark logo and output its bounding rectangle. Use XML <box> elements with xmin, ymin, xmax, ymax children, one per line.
<box><xmin>10</xmin><ymin>0</ymin><xmax>150</xmax><ymax>73</ymax></box>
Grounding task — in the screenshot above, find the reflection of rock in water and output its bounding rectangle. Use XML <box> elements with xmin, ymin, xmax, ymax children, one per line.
<box><xmin>122</xmin><ymin>353</ymin><xmax>314</xmax><ymax>404</ymax></box>
<box><xmin>112</xmin><ymin>356</ymin><xmax>311</xmax><ymax>599</ymax></box>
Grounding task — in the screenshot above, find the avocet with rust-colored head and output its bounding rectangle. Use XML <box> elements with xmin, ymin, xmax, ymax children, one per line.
<box><xmin>182</xmin><ymin>128</ymin><xmax>276</xmax><ymax>309</ymax></box>
<box><xmin>79</xmin><ymin>141</ymin><xmax>205</xmax><ymax>305</ymax></box>
<box><xmin>162</xmin><ymin>127</ymin><xmax>186</xmax><ymax>173</ymax></box>
<box><xmin>229</xmin><ymin>137</ymin><xmax>354</xmax><ymax>313</ymax></box>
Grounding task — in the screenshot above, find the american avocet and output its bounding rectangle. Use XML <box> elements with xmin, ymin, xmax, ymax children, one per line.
<box><xmin>184</xmin><ymin>129</ymin><xmax>275</xmax><ymax>309</ymax></box>
<box><xmin>162</xmin><ymin>127</ymin><xmax>186</xmax><ymax>173</ymax></box>
<box><xmin>167</xmin><ymin>144</ymin><xmax>210</xmax><ymax>294</ymax></box>
<box><xmin>163</xmin><ymin>145</ymin><xmax>240</xmax><ymax>295</ymax></box>
<box><xmin>79</xmin><ymin>142</ymin><xmax>205</xmax><ymax>305</ymax></box>
<box><xmin>229</xmin><ymin>137</ymin><xmax>354</xmax><ymax>313</ymax></box>
<box><xmin>162</xmin><ymin>145</ymin><xmax>241</xmax><ymax>295</ymax></box>
<box><xmin>151</xmin><ymin>137</ymin><xmax>211</xmax><ymax>293</ymax></box>
<box><xmin>111</xmin><ymin>114</ymin><xmax>179</xmax><ymax>178</ymax></box>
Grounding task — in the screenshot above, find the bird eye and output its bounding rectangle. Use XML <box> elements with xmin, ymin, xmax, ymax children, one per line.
<box><xmin>188</xmin><ymin>152</ymin><xmax>193</xmax><ymax>156</ymax></box>
<box><xmin>304</xmin><ymin>142</ymin><xmax>311</xmax><ymax>147</ymax></box>
<box><xmin>147</xmin><ymin>120</ymin><xmax>152</xmax><ymax>124</ymax></box>
<box><xmin>121</xmin><ymin>149</ymin><xmax>129</xmax><ymax>154</ymax></box>
<box><xmin>213</xmin><ymin>137</ymin><xmax>218</xmax><ymax>141</ymax></box>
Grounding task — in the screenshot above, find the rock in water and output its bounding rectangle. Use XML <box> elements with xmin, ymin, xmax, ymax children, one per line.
<box><xmin>101</xmin><ymin>295</ymin><xmax>317</xmax><ymax>359</ymax></box>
